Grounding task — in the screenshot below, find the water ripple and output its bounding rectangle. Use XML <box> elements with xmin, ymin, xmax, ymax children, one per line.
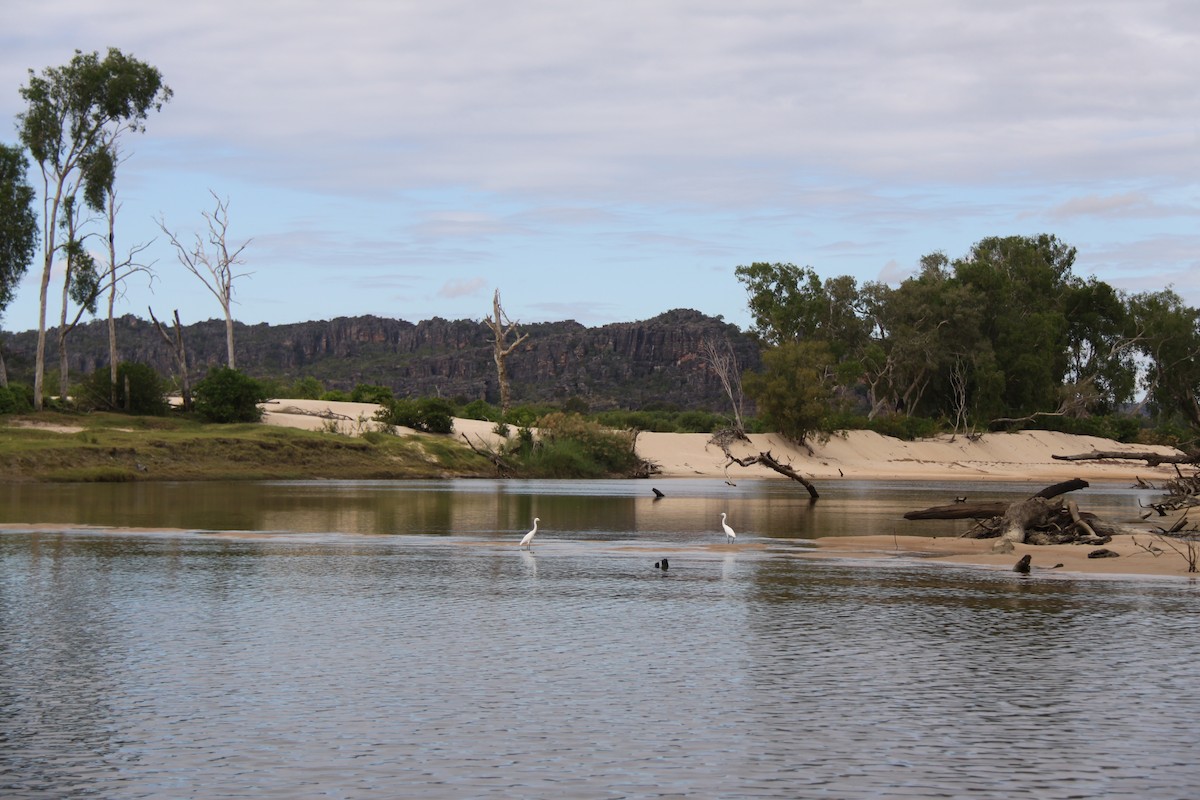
<box><xmin>1</xmin><ymin>533</ymin><xmax>1197</xmax><ymax>799</ymax></box>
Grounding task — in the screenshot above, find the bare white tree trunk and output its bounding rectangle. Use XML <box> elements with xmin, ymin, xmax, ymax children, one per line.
<box><xmin>487</xmin><ymin>289</ymin><xmax>530</xmax><ymax>416</ymax></box>
<box><xmin>158</xmin><ymin>191</ymin><xmax>250</xmax><ymax>370</ymax></box>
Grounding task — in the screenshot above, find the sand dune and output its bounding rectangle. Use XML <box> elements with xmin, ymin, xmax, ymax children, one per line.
<box><xmin>261</xmin><ymin>398</ymin><xmax>1185</xmax><ymax>484</ymax></box>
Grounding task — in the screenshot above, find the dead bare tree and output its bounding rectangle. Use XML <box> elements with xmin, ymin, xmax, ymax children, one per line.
<box><xmin>157</xmin><ymin>191</ymin><xmax>250</xmax><ymax>368</ymax></box>
<box><xmin>486</xmin><ymin>289</ymin><xmax>529</xmax><ymax>416</ymax></box>
<box><xmin>149</xmin><ymin>307</ymin><xmax>191</xmax><ymax>411</ymax></box>
<box><xmin>699</xmin><ymin>337</ymin><xmax>747</xmax><ymax>438</ymax></box>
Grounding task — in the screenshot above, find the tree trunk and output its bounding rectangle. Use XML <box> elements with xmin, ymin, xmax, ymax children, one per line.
<box><xmin>1053</xmin><ymin>449</ymin><xmax>1199</xmax><ymax>466</ymax></box>
<box><xmin>224</xmin><ymin>304</ymin><xmax>235</xmax><ymax>370</ymax></box>
<box><xmin>106</xmin><ymin>200</ymin><xmax>119</xmax><ymax>406</ymax></box>
<box><xmin>723</xmin><ymin>449</ymin><xmax>819</xmax><ymax>500</ymax></box>
<box><xmin>994</xmin><ymin>496</ymin><xmax>1057</xmax><ymax>547</ymax></box>
<box><xmin>58</xmin><ymin>270</ymin><xmax>71</xmax><ymax>401</ymax></box>
<box><xmin>33</xmin><ymin>251</ymin><xmax>51</xmax><ymax>410</ymax></box>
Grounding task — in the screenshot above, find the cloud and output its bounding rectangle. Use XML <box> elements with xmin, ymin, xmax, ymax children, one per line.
<box><xmin>437</xmin><ymin>277</ymin><xmax>488</xmax><ymax>299</ymax></box>
<box><xmin>1044</xmin><ymin>192</ymin><xmax>1193</xmax><ymax>221</ymax></box>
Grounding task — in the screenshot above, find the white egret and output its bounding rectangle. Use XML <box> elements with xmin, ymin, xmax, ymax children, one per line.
<box><xmin>519</xmin><ymin>517</ymin><xmax>540</xmax><ymax>547</ymax></box>
<box><xmin>721</xmin><ymin>512</ymin><xmax>736</xmax><ymax>543</ymax></box>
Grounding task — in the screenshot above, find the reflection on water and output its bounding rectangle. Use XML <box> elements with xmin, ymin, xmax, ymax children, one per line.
<box><xmin>1</xmin><ymin>479</ymin><xmax>1196</xmax><ymax>798</ymax></box>
<box><xmin>0</xmin><ymin>476</ymin><xmax>1163</xmax><ymax>541</ymax></box>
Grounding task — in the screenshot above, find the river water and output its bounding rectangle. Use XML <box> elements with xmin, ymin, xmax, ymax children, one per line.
<box><xmin>1</xmin><ymin>479</ymin><xmax>1197</xmax><ymax>798</ymax></box>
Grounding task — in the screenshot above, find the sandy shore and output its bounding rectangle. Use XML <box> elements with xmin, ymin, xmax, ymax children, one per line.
<box><xmin>253</xmin><ymin>399</ymin><xmax>1199</xmax><ymax>578</ymax></box>
<box><xmin>800</xmin><ymin>532</ymin><xmax>1196</xmax><ymax>579</ymax></box>
<box><xmin>261</xmin><ymin>398</ymin><xmax>1185</xmax><ymax>483</ymax></box>
<box><xmin>43</xmin><ymin>399</ymin><xmax>1134</xmax><ymax>579</ymax></box>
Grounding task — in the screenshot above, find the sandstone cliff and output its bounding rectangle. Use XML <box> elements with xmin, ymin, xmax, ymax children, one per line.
<box><xmin>2</xmin><ymin>309</ymin><xmax>759</xmax><ymax>411</ymax></box>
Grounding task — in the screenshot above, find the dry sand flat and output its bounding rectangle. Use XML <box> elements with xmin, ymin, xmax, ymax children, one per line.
<box><xmin>260</xmin><ymin>399</ymin><xmax>1184</xmax><ymax>485</ymax></box>
<box><xmin>637</xmin><ymin>428</ymin><xmax>1185</xmax><ymax>483</ymax></box>
<box><xmin>803</xmin><ymin>532</ymin><xmax>1197</xmax><ymax>579</ymax></box>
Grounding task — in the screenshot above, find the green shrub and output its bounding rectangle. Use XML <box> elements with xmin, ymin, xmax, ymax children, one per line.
<box><xmin>0</xmin><ymin>383</ymin><xmax>33</xmax><ymax>414</ymax></box>
<box><xmin>290</xmin><ymin>376</ymin><xmax>324</xmax><ymax>399</ymax></box>
<box><xmin>375</xmin><ymin>397</ymin><xmax>455</xmax><ymax>434</ymax></box>
<box><xmin>523</xmin><ymin>412</ymin><xmax>640</xmax><ymax>477</ymax></box>
<box><xmin>193</xmin><ymin>367</ymin><xmax>268</xmax><ymax>423</ymax></box>
<box><xmin>320</xmin><ymin>389</ymin><xmax>351</xmax><ymax>401</ymax></box>
<box><xmin>1025</xmin><ymin>413</ymin><xmax>1143</xmax><ymax>443</ymax></box>
<box><xmin>75</xmin><ymin>363</ymin><xmax>170</xmax><ymax>415</ymax></box>
<box><xmin>460</xmin><ymin>399</ymin><xmax>500</xmax><ymax>422</ymax></box>
<box><xmin>351</xmin><ymin>384</ymin><xmax>394</xmax><ymax>404</ymax></box>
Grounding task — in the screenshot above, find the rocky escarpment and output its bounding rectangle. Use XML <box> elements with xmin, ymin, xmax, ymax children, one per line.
<box><xmin>2</xmin><ymin>309</ymin><xmax>760</xmax><ymax>411</ymax></box>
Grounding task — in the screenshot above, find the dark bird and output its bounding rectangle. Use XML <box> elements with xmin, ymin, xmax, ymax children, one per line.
<box><xmin>652</xmin><ymin>488</ymin><xmax>665</xmax><ymax>499</ymax></box>
<box><xmin>655</xmin><ymin>558</ymin><xmax>669</xmax><ymax>571</ymax></box>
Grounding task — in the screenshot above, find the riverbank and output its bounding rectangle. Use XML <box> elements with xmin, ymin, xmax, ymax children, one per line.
<box><xmin>259</xmin><ymin>398</ymin><xmax>1186</xmax><ymax>484</ymax></box>
<box><xmin>257</xmin><ymin>399</ymin><xmax>1198</xmax><ymax>578</ymax></box>
<box><xmin>6</xmin><ymin>399</ymin><xmax>1194</xmax><ymax>578</ymax></box>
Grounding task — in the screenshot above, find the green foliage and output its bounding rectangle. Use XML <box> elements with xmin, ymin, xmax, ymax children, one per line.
<box><xmin>735</xmin><ymin>235</ymin><xmax>1191</xmax><ymax>437</ymax></box>
<box><xmin>0</xmin><ymin>383</ymin><xmax>34</xmax><ymax>414</ymax></box>
<box><xmin>192</xmin><ymin>367</ymin><xmax>267</xmax><ymax>423</ymax></box>
<box><xmin>744</xmin><ymin>340</ymin><xmax>837</xmax><ymax>445</ymax></box>
<box><xmin>825</xmin><ymin>412</ymin><xmax>943</xmax><ymax>441</ymax></box>
<box><xmin>0</xmin><ymin>144</ymin><xmax>38</xmax><ymax>315</ymax></box>
<box><xmin>289</xmin><ymin>376</ymin><xmax>324</xmax><ymax>400</ymax></box>
<box><xmin>351</xmin><ymin>383</ymin><xmax>394</xmax><ymax>404</ymax></box>
<box><xmin>1129</xmin><ymin>289</ymin><xmax>1200</xmax><ymax>431</ymax></box>
<box><xmin>320</xmin><ymin>389</ymin><xmax>351</xmax><ymax>401</ymax></box>
<box><xmin>734</xmin><ymin>262</ymin><xmax>870</xmax><ymax>357</ymax></box>
<box><xmin>1020</xmin><ymin>413</ymin><xmax>1143</xmax><ymax>443</ymax></box>
<box><xmin>513</xmin><ymin>412</ymin><xmax>640</xmax><ymax>478</ymax></box>
<box><xmin>375</xmin><ymin>397</ymin><xmax>455</xmax><ymax>434</ymax></box>
<box><xmin>75</xmin><ymin>362</ymin><xmax>170</xmax><ymax>415</ymax></box>
<box><xmin>459</xmin><ymin>399</ymin><xmax>501</xmax><ymax>422</ymax></box>
<box><xmin>505</xmin><ymin>403</ymin><xmax>558</xmax><ymax>427</ymax></box>
<box><xmin>591</xmin><ymin>408</ymin><xmax>728</xmax><ymax>433</ymax></box>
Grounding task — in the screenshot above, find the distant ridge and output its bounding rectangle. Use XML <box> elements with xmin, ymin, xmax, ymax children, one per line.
<box><xmin>2</xmin><ymin>309</ymin><xmax>759</xmax><ymax>411</ymax></box>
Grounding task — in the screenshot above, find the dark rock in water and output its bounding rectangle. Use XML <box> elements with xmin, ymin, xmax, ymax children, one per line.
<box><xmin>655</xmin><ymin>558</ymin><xmax>669</xmax><ymax>571</ymax></box>
<box><xmin>1013</xmin><ymin>554</ymin><xmax>1032</xmax><ymax>574</ymax></box>
<box><xmin>1087</xmin><ymin>548</ymin><xmax>1120</xmax><ymax>559</ymax></box>
<box><xmin>652</xmin><ymin>488</ymin><xmax>665</xmax><ymax>499</ymax></box>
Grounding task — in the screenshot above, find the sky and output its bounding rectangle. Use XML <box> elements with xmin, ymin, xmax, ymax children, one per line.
<box><xmin>2</xmin><ymin>0</ymin><xmax>1197</xmax><ymax>335</ymax></box>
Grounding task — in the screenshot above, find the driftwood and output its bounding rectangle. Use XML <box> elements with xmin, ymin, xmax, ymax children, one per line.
<box><xmin>460</xmin><ymin>433</ymin><xmax>515</xmax><ymax>476</ymax></box>
<box><xmin>903</xmin><ymin>479</ymin><xmax>1088</xmax><ymax>522</ymax></box>
<box><xmin>904</xmin><ymin>479</ymin><xmax>1109</xmax><ymax>547</ymax></box>
<box><xmin>903</xmin><ymin>502</ymin><xmax>1009</xmax><ymax>520</ymax></box>
<box><xmin>1052</xmin><ymin>449</ymin><xmax>1199</xmax><ymax>466</ymax></box>
<box><xmin>723</xmin><ymin>449</ymin><xmax>819</xmax><ymax>500</ymax></box>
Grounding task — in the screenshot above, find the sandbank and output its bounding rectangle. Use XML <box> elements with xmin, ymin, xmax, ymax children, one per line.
<box><xmin>88</xmin><ymin>398</ymin><xmax>1181</xmax><ymax>579</ymax></box>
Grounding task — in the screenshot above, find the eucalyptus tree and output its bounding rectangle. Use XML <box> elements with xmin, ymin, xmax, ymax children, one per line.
<box><xmin>17</xmin><ymin>48</ymin><xmax>170</xmax><ymax>408</ymax></box>
<box><xmin>1129</xmin><ymin>289</ymin><xmax>1200</xmax><ymax>433</ymax></box>
<box><xmin>950</xmin><ymin>234</ymin><xmax>1081</xmax><ymax>418</ymax></box>
<box><xmin>0</xmin><ymin>144</ymin><xmax>39</xmax><ymax>386</ymax></box>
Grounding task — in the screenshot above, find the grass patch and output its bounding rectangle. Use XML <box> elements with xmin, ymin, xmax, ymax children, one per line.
<box><xmin>0</xmin><ymin>411</ymin><xmax>494</xmax><ymax>482</ymax></box>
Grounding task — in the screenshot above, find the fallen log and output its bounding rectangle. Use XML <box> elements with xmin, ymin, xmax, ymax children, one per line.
<box><xmin>905</xmin><ymin>479</ymin><xmax>1103</xmax><ymax>546</ymax></box>
<box><xmin>904</xmin><ymin>479</ymin><xmax>1087</xmax><ymax>521</ymax></box>
<box><xmin>903</xmin><ymin>502</ymin><xmax>1009</xmax><ymax>520</ymax></box>
<box><xmin>1052</xmin><ymin>449</ymin><xmax>1199</xmax><ymax>466</ymax></box>
<box><xmin>1033</xmin><ymin>477</ymin><xmax>1090</xmax><ymax>498</ymax></box>
<box><xmin>724</xmin><ymin>449</ymin><xmax>819</xmax><ymax>500</ymax></box>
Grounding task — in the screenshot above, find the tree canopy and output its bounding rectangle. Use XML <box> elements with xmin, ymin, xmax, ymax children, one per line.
<box><xmin>0</xmin><ymin>144</ymin><xmax>38</xmax><ymax>316</ymax></box>
<box><xmin>736</xmin><ymin>234</ymin><xmax>1200</xmax><ymax>439</ymax></box>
